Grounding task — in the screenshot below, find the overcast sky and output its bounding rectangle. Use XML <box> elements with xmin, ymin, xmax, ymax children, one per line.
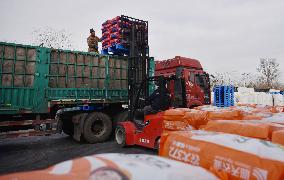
<box><xmin>1</xmin><ymin>0</ymin><xmax>283</xmax><ymax>82</ymax></box>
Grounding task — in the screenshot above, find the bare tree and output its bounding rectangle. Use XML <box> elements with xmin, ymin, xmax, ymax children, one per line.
<box><xmin>210</xmin><ymin>72</ymin><xmax>224</xmax><ymax>89</ymax></box>
<box><xmin>210</xmin><ymin>71</ymin><xmax>239</xmax><ymax>88</ymax></box>
<box><xmin>257</xmin><ymin>58</ymin><xmax>280</xmax><ymax>88</ymax></box>
<box><xmin>32</xmin><ymin>27</ymin><xmax>73</xmax><ymax>49</ymax></box>
<box><xmin>239</xmin><ymin>73</ymin><xmax>258</xmax><ymax>88</ymax></box>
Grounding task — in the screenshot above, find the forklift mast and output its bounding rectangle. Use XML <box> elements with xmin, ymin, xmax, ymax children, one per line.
<box><xmin>121</xmin><ymin>15</ymin><xmax>149</xmax><ymax>120</ymax></box>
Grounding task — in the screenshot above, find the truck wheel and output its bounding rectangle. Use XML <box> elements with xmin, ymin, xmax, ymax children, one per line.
<box><xmin>115</xmin><ymin>125</ymin><xmax>126</xmax><ymax>147</ymax></box>
<box><xmin>113</xmin><ymin>111</ymin><xmax>128</xmax><ymax>129</ymax></box>
<box><xmin>61</xmin><ymin>114</ymin><xmax>74</xmax><ymax>137</ymax></box>
<box><xmin>83</xmin><ymin>112</ymin><xmax>112</xmax><ymax>143</ymax></box>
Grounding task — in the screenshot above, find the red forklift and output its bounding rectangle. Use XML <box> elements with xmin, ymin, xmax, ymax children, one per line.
<box><xmin>114</xmin><ymin>17</ymin><xmax>210</xmax><ymax>149</ymax></box>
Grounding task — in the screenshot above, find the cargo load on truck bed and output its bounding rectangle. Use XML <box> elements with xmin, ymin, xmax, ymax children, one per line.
<box><xmin>0</xmin><ymin>42</ymin><xmax>129</xmax><ymax>115</ymax></box>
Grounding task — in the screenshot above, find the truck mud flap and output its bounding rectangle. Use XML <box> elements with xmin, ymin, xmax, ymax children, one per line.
<box><xmin>72</xmin><ymin>113</ymin><xmax>88</xmax><ymax>141</ymax></box>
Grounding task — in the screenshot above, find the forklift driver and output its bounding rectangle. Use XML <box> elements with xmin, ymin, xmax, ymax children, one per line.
<box><xmin>143</xmin><ymin>79</ymin><xmax>171</xmax><ymax>114</ymax></box>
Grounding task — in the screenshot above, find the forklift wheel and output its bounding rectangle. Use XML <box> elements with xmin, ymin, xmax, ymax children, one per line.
<box><xmin>154</xmin><ymin>137</ymin><xmax>161</xmax><ymax>150</ymax></box>
<box><xmin>115</xmin><ymin>125</ymin><xmax>126</xmax><ymax>147</ymax></box>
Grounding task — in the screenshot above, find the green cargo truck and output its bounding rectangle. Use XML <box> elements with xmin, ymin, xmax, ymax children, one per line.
<box><xmin>0</xmin><ymin>42</ymin><xmax>154</xmax><ymax>143</ymax></box>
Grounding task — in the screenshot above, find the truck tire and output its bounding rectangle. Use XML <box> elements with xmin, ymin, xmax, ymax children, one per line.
<box><xmin>115</xmin><ymin>125</ymin><xmax>126</xmax><ymax>147</ymax></box>
<box><xmin>113</xmin><ymin>111</ymin><xmax>128</xmax><ymax>129</ymax></box>
<box><xmin>63</xmin><ymin>127</ymin><xmax>73</xmax><ymax>137</ymax></box>
<box><xmin>83</xmin><ymin>112</ymin><xmax>112</xmax><ymax>143</ymax></box>
<box><xmin>61</xmin><ymin>114</ymin><xmax>74</xmax><ymax>137</ymax></box>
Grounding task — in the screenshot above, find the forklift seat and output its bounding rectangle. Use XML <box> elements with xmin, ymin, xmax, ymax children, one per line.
<box><xmin>134</xmin><ymin>109</ymin><xmax>144</xmax><ymax>121</ymax></box>
<box><xmin>133</xmin><ymin>109</ymin><xmax>145</xmax><ymax>130</ymax></box>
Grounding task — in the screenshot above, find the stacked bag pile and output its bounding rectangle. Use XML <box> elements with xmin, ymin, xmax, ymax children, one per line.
<box><xmin>234</xmin><ymin>87</ymin><xmax>284</xmax><ymax>106</ymax></box>
<box><xmin>101</xmin><ymin>16</ymin><xmax>147</xmax><ymax>55</ymax></box>
<box><xmin>160</xmin><ymin>105</ymin><xmax>284</xmax><ymax>179</ymax></box>
<box><xmin>160</xmin><ymin>130</ymin><xmax>284</xmax><ymax>180</ymax></box>
<box><xmin>162</xmin><ymin>105</ymin><xmax>284</xmax><ymax>144</ymax></box>
<box><xmin>101</xmin><ymin>16</ymin><xmax>130</xmax><ymax>51</ymax></box>
<box><xmin>273</xmin><ymin>93</ymin><xmax>284</xmax><ymax>106</ymax></box>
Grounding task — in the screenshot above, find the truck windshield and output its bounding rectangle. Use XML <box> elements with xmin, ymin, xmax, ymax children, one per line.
<box><xmin>195</xmin><ymin>74</ymin><xmax>207</xmax><ymax>89</ymax></box>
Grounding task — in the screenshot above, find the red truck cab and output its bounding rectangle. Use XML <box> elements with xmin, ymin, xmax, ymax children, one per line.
<box><xmin>155</xmin><ymin>56</ymin><xmax>211</xmax><ymax>108</ymax></box>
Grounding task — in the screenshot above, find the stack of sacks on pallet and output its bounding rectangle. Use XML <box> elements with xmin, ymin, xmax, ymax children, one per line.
<box><xmin>163</xmin><ymin>105</ymin><xmax>280</xmax><ymax>129</ymax></box>
<box><xmin>161</xmin><ymin>106</ymin><xmax>284</xmax><ymax>179</ymax></box>
<box><xmin>162</xmin><ymin>105</ymin><xmax>284</xmax><ymax>146</ymax></box>
<box><xmin>101</xmin><ymin>20</ymin><xmax>111</xmax><ymax>49</ymax></box>
<box><xmin>235</xmin><ymin>87</ymin><xmax>255</xmax><ymax>104</ymax></box>
<box><xmin>101</xmin><ymin>16</ymin><xmax>131</xmax><ymax>51</ymax></box>
<box><xmin>200</xmin><ymin>105</ymin><xmax>284</xmax><ymax>145</ymax></box>
<box><xmin>235</xmin><ymin>87</ymin><xmax>274</xmax><ymax>106</ymax></box>
<box><xmin>274</xmin><ymin>93</ymin><xmax>284</xmax><ymax>106</ymax></box>
<box><xmin>159</xmin><ymin>130</ymin><xmax>284</xmax><ymax>180</ymax></box>
<box><xmin>201</xmin><ymin>105</ymin><xmax>284</xmax><ymax>146</ymax></box>
<box><xmin>1</xmin><ymin>153</ymin><xmax>218</xmax><ymax>180</ymax></box>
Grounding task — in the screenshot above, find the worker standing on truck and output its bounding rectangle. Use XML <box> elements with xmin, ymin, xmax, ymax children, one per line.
<box><xmin>87</xmin><ymin>28</ymin><xmax>101</xmax><ymax>53</ymax></box>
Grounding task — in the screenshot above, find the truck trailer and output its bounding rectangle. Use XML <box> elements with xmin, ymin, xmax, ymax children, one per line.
<box><xmin>0</xmin><ymin>42</ymin><xmax>155</xmax><ymax>143</ymax></box>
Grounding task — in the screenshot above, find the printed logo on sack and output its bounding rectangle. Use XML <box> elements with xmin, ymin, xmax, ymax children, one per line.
<box><xmin>252</xmin><ymin>167</ymin><xmax>268</xmax><ymax>180</ymax></box>
<box><xmin>213</xmin><ymin>156</ymin><xmax>268</xmax><ymax>180</ymax></box>
<box><xmin>169</xmin><ymin>146</ymin><xmax>200</xmax><ymax>166</ymax></box>
<box><xmin>213</xmin><ymin>158</ymin><xmax>250</xmax><ymax>180</ymax></box>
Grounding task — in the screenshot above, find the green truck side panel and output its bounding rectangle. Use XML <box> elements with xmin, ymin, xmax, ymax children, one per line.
<box><xmin>0</xmin><ymin>42</ymin><xmax>155</xmax><ymax>115</ymax></box>
<box><xmin>0</xmin><ymin>42</ymin><xmax>40</xmax><ymax>114</ymax></box>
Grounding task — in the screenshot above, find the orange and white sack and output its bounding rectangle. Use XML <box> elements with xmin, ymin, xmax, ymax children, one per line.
<box><xmin>204</xmin><ymin>120</ymin><xmax>270</xmax><ymax>139</ymax></box>
<box><xmin>272</xmin><ymin>130</ymin><xmax>284</xmax><ymax>146</ymax></box>
<box><xmin>0</xmin><ymin>153</ymin><xmax>218</xmax><ymax>180</ymax></box>
<box><xmin>163</xmin><ymin>108</ymin><xmax>186</xmax><ymax>121</ymax></box>
<box><xmin>232</xmin><ymin>105</ymin><xmax>262</xmax><ymax>120</ymax></box>
<box><xmin>262</xmin><ymin>113</ymin><xmax>284</xmax><ymax>125</ymax></box>
<box><xmin>163</xmin><ymin>120</ymin><xmax>195</xmax><ymax>131</ymax></box>
<box><xmin>207</xmin><ymin>109</ymin><xmax>243</xmax><ymax>120</ymax></box>
<box><xmin>183</xmin><ymin>109</ymin><xmax>208</xmax><ymax>129</ymax></box>
<box><xmin>205</xmin><ymin>119</ymin><xmax>284</xmax><ymax>140</ymax></box>
<box><xmin>267</xmin><ymin>122</ymin><xmax>284</xmax><ymax>139</ymax></box>
<box><xmin>159</xmin><ymin>130</ymin><xmax>284</xmax><ymax>180</ymax></box>
<box><xmin>275</xmin><ymin>106</ymin><xmax>284</xmax><ymax>112</ymax></box>
<box><xmin>196</xmin><ymin>106</ymin><xmax>243</xmax><ymax>120</ymax></box>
